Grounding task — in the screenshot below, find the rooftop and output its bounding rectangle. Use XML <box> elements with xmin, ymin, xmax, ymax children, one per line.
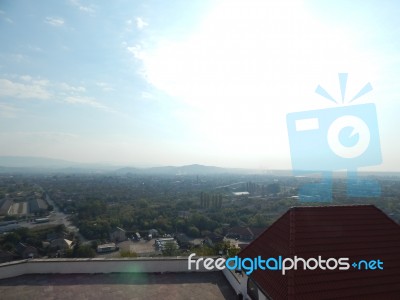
<box><xmin>0</xmin><ymin>205</ymin><xmax>399</xmax><ymax>299</ymax></box>
<box><xmin>0</xmin><ymin>272</ymin><xmax>235</xmax><ymax>300</ymax></box>
<box><xmin>240</xmin><ymin>205</ymin><xmax>400</xmax><ymax>299</ymax></box>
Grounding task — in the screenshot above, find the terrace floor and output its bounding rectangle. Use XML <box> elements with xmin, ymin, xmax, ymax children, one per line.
<box><xmin>0</xmin><ymin>271</ymin><xmax>236</xmax><ymax>300</ymax></box>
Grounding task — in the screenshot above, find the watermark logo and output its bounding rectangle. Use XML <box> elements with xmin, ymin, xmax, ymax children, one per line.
<box><xmin>188</xmin><ymin>253</ymin><xmax>384</xmax><ymax>275</ymax></box>
<box><xmin>286</xmin><ymin>73</ymin><xmax>382</xmax><ymax>201</ymax></box>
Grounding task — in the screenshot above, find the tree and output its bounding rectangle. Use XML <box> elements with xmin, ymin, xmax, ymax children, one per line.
<box><xmin>4</xmin><ymin>232</ymin><xmax>21</xmax><ymax>244</ymax></box>
<box><xmin>162</xmin><ymin>241</ymin><xmax>179</xmax><ymax>256</ymax></box>
<box><xmin>195</xmin><ymin>245</ymin><xmax>215</xmax><ymax>256</ymax></box>
<box><xmin>55</xmin><ymin>224</ymin><xmax>66</xmax><ymax>234</ymax></box>
<box><xmin>2</xmin><ymin>242</ymin><xmax>15</xmax><ymax>252</ymax></box>
<box><xmin>175</xmin><ymin>219</ymin><xmax>187</xmax><ymax>232</ymax></box>
<box><xmin>137</xmin><ymin>199</ymin><xmax>149</xmax><ymax>209</ymax></box>
<box><xmin>72</xmin><ymin>237</ymin><xmax>81</xmax><ymax>257</ymax></box>
<box><xmin>248</xmin><ymin>213</ymin><xmax>269</xmax><ymax>227</ymax></box>
<box><xmin>76</xmin><ymin>245</ymin><xmax>96</xmax><ymax>258</ymax></box>
<box><xmin>217</xmin><ymin>194</ymin><xmax>223</xmax><ymax>208</ymax></box>
<box><xmin>187</xmin><ymin>226</ymin><xmax>200</xmax><ymax>238</ymax></box>
<box><xmin>266</xmin><ymin>183</ymin><xmax>281</xmax><ymax>195</ymax></box>
<box><xmin>226</xmin><ymin>245</ymin><xmax>240</xmax><ymax>257</ymax></box>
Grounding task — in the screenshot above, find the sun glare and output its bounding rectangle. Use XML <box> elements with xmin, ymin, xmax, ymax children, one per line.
<box><xmin>134</xmin><ymin>0</ymin><xmax>378</xmax><ymax>168</ymax></box>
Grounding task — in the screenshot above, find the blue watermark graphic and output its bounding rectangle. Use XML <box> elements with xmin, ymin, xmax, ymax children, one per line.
<box><xmin>286</xmin><ymin>73</ymin><xmax>382</xmax><ymax>201</ymax></box>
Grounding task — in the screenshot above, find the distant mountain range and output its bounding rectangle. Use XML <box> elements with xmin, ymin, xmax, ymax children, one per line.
<box><xmin>0</xmin><ymin>156</ymin><xmax>398</xmax><ymax>176</ymax></box>
<box><xmin>0</xmin><ymin>156</ymin><xmax>255</xmax><ymax>175</ymax></box>
<box><xmin>0</xmin><ymin>156</ymin><xmax>81</xmax><ymax>169</ymax></box>
<box><xmin>115</xmin><ymin>164</ymin><xmax>234</xmax><ymax>175</ymax></box>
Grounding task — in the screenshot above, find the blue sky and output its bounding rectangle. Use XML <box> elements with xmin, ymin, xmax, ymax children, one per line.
<box><xmin>0</xmin><ymin>0</ymin><xmax>399</xmax><ymax>171</ymax></box>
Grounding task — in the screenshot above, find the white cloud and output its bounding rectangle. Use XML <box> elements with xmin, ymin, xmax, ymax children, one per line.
<box><xmin>0</xmin><ymin>78</ymin><xmax>51</xmax><ymax>100</ymax></box>
<box><xmin>69</xmin><ymin>0</ymin><xmax>95</xmax><ymax>13</ymax></box>
<box><xmin>45</xmin><ymin>17</ymin><xmax>65</xmax><ymax>27</ymax></box>
<box><xmin>0</xmin><ymin>103</ymin><xmax>19</xmax><ymax>118</ymax></box>
<box><xmin>96</xmin><ymin>82</ymin><xmax>114</xmax><ymax>92</ymax></box>
<box><xmin>60</xmin><ymin>82</ymin><xmax>86</xmax><ymax>93</ymax></box>
<box><xmin>0</xmin><ymin>75</ymin><xmax>120</xmax><ymax>114</ymax></box>
<box><xmin>124</xmin><ymin>19</ymin><xmax>134</xmax><ymax>33</ymax></box>
<box><xmin>64</xmin><ymin>95</ymin><xmax>114</xmax><ymax>112</ymax></box>
<box><xmin>18</xmin><ymin>75</ymin><xmax>49</xmax><ymax>86</ymax></box>
<box><xmin>136</xmin><ymin>17</ymin><xmax>148</xmax><ymax>30</ymax></box>
<box><xmin>127</xmin><ymin>44</ymin><xmax>146</xmax><ymax>60</ymax></box>
<box><xmin>128</xmin><ymin>0</ymin><xmax>380</xmax><ymax>168</ymax></box>
<box><xmin>137</xmin><ymin>1</ymin><xmax>377</xmax><ymax>111</ymax></box>
<box><xmin>20</xmin><ymin>75</ymin><xmax>32</xmax><ymax>82</ymax></box>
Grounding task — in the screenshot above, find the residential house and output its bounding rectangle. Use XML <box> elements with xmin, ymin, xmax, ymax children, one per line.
<box><xmin>110</xmin><ymin>227</ymin><xmax>127</xmax><ymax>242</ymax></box>
<box><xmin>148</xmin><ymin>229</ymin><xmax>159</xmax><ymax>237</ymax></box>
<box><xmin>227</xmin><ymin>226</ymin><xmax>266</xmax><ymax>241</ymax></box>
<box><xmin>46</xmin><ymin>232</ymin><xmax>64</xmax><ymax>241</ymax></box>
<box><xmin>178</xmin><ymin>211</ymin><xmax>191</xmax><ymax>219</ymax></box>
<box><xmin>175</xmin><ymin>233</ymin><xmax>192</xmax><ymax>249</ymax></box>
<box><xmin>50</xmin><ymin>238</ymin><xmax>73</xmax><ymax>251</ymax></box>
<box><xmin>204</xmin><ymin>232</ymin><xmax>224</xmax><ymax>247</ymax></box>
<box><xmin>16</xmin><ymin>243</ymin><xmax>38</xmax><ymax>259</ymax></box>
<box><xmin>147</xmin><ymin>228</ymin><xmax>159</xmax><ymax>239</ymax></box>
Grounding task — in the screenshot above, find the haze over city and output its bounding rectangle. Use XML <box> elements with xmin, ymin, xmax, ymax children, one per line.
<box><xmin>0</xmin><ymin>0</ymin><xmax>399</xmax><ymax>171</ymax></box>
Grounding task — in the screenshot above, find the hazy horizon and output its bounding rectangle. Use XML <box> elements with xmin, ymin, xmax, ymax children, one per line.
<box><xmin>1</xmin><ymin>0</ymin><xmax>399</xmax><ymax>171</ymax></box>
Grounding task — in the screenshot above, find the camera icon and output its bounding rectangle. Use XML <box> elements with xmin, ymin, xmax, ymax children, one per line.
<box><xmin>287</xmin><ymin>103</ymin><xmax>382</xmax><ymax>201</ymax></box>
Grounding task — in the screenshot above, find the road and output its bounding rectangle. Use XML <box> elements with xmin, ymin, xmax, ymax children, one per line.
<box><xmin>44</xmin><ymin>193</ymin><xmax>87</xmax><ymax>242</ymax></box>
<box><xmin>214</xmin><ymin>181</ymin><xmax>245</xmax><ymax>190</ymax></box>
<box><xmin>19</xmin><ymin>185</ymin><xmax>87</xmax><ymax>242</ymax></box>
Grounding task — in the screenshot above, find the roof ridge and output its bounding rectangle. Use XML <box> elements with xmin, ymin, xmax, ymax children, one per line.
<box><xmin>238</xmin><ymin>209</ymin><xmax>291</xmax><ymax>253</ymax></box>
<box><xmin>290</xmin><ymin>204</ymin><xmax>376</xmax><ymax>209</ymax></box>
<box><xmin>369</xmin><ymin>205</ymin><xmax>400</xmax><ymax>228</ymax></box>
<box><xmin>238</xmin><ymin>204</ymin><xmax>400</xmax><ymax>299</ymax></box>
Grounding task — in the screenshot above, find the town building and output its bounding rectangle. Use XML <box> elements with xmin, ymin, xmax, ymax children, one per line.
<box><xmin>227</xmin><ymin>226</ymin><xmax>266</xmax><ymax>241</ymax></box>
<box><xmin>110</xmin><ymin>227</ymin><xmax>127</xmax><ymax>242</ymax></box>
<box><xmin>16</xmin><ymin>242</ymin><xmax>38</xmax><ymax>259</ymax></box>
<box><xmin>50</xmin><ymin>238</ymin><xmax>73</xmax><ymax>251</ymax></box>
<box><xmin>0</xmin><ymin>205</ymin><xmax>399</xmax><ymax>299</ymax></box>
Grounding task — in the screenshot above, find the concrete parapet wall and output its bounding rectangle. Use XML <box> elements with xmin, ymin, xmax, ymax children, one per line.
<box><xmin>222</xmin><ymin>267</ymin><xmax>248</xmax><ymax>296</ymax></box>
<box><xmin>0</xmin><ymin>257</ymin><xmax>217</xmax><ymax>280</ymax></box>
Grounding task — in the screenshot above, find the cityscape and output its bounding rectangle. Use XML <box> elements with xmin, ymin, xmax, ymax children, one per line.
<box><xmin>1</xmin><ymin>0</ymin><xmax>400</xmax><ymax>299</ymax></box>
<box><xmin>0</xmin><ymin>159</ymin><xmax>400</xmax><ymax>298</ymax></box>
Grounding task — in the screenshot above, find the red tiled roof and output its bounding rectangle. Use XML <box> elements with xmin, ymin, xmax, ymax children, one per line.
<box><xmin>249</xmin><ymin>227</ymin><xmax>266</xmax><ymax>238</ymax></box>
<box><xmin>239</xmin><ymin>205</ymin><xmax>400</xmax><ymax>299</ymax></box>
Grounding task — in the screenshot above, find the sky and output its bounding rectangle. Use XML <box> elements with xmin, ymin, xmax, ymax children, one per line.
<box><xmin>0</xmin><ymin>0</ymin><xmax>399</xmax><ymax>171</ymax></box>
